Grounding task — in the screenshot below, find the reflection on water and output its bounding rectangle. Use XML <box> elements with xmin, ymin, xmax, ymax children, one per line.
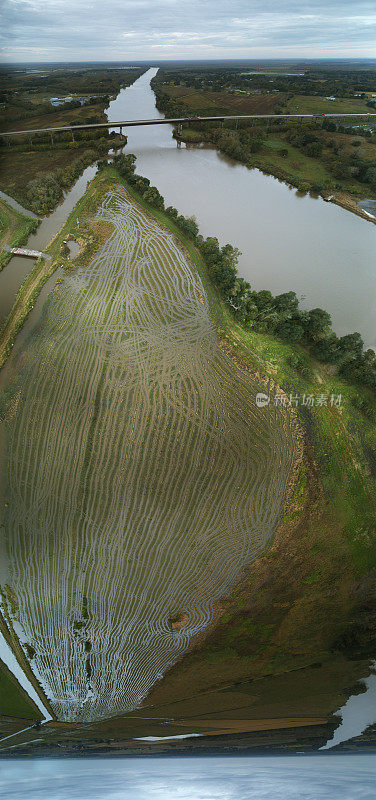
<box><xmin>64</xmin><ymin>238</ymin><xmax>80</xmax><ymax>258</ymax></box>
<box><xmin>322</xmin><ymin>663</ymin><xmax>376</xmax><ymax>750</ymax></box>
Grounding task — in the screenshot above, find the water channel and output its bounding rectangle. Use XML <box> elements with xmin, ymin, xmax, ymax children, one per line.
<box><xmin>0</xmin><ymin>166</ymin><xmax>97</xmax><ymax>322</ymax></box>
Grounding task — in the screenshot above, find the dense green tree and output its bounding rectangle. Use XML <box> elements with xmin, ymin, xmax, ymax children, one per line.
<box><xmin>366</xmin><ymin>167</ymin><xmax>376</xmax><ymax>190</ymax></box>
<box><xmin>312</xmin><ymin>334</ymin><xmax>340</xmax><ymax>363</ymax></box>
<box><xmin>199</xmin><ymin>237</ymin><xmax>222</xmax><ymax>269</ymax></box>
<box><xmin>142</xmin><ymin>186</ymin><xmax>164</xmax><ymax>209</ymax></box>
<box><xmin>305</xmin><ymin>307</ymin><xmax>332</xmax><ymax>341</ymax></box>
<box><xmin>273</xmin><ymin>291</ymin><xmax>299</xmax><ymax>312</ymax></box>
<box><xmin>176</xmin><ymin>215</ymin><xmax>199</xmax><ymax>239</ymax></box>
<box><xmin>212</xmin><ymin>262</ymin><xmax>237</xmax><ymax>294</ymax></box>
<box><xmin>251</xmin><ymin>289</ymin><xmax>273</xmax><ymax>310</ymax></box>
<box><xmin>166</xmin><ymin>206</ymin><xmax>178</xmax><ymax>218</ymax></box>
<box><xmin>275</xmin><ymin>321</ymin><xmax>305</xmax><ymax>342</ymax></box>
<box><xmin>338</xmin><ymin>332</ymin><xmax>364</xmax><ymax>357</ymax></box>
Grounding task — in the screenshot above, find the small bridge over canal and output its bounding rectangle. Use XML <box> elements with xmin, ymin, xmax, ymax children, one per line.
<box><xmin>3</xmin><ymin>246</ymin><xmax>51</xmax><ymax>259</ymax></box>
<box><xmin>1</xmin><ymin>112</ymin><xmax>376</xmax><ymax>142</ymax></box>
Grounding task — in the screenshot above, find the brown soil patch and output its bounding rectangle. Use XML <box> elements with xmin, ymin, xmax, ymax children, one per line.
<box><xmin>211</xmin><ymin>92</ymin><xmax>280</xmax><ymax>114</ymax></box>
<box><xmin>169</xmin><ymin>612</ymin><xmax>190</xmax><ymax>631</ymax></box>
<box><xmin>164</xmin><ymin>717</ymin><xmax>327</xmax><ymax>734</ymax></box>
<box><xmin>330</xmin><ymin>192</ymin><xmax>376</xmax><ymax>224</ymax></box>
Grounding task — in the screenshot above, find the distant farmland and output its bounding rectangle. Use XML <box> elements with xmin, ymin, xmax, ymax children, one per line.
<box><xmin>160</xmin><ymin>86</ymin><xmax>280</xmax><ymax>114</ymax></box>
<box><xmin>3</xmin><ymin>190</ymin><xmax>296</xmax><ymax>722</ymax></box>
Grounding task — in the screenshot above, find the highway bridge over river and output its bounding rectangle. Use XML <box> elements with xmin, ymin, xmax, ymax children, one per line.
<box><xmin>1</xmin><ymin>112</ymin><xmax>376</xmax><ymax>141</ymax></box>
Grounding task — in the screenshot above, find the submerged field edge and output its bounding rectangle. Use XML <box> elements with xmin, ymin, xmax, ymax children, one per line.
<box><xmin>0</xmin><ymin>608</ymin><xmax>56</xmax><ymax>721</ymax></box>
<box><xmin>0</xmin><ymin>164</ymin><xmax>229</xmax><ymax>371</ymax></box>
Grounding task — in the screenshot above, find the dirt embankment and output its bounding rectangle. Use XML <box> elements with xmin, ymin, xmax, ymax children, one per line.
<box><xmin>330</xmin><ymin>192</ymin><xmax>376</xmax><ymax>224</ymax></box>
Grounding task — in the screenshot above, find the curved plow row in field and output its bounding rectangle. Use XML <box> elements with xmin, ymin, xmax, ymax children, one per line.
<box><xmin>3</xmin><ymin>191</ymin><xmax>296</xmax><ymax>721</ymax></box>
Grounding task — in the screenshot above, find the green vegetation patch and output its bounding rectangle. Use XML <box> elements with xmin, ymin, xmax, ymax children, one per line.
<box><xmin>286</xmin><ymin>94</ymin><xmax>373</xmax><ymax>115</ymax></box>
<box><xmin>260</xmin><ymin>136</ymin><xmax>336</xmax><ymax>185</ymax></box>
<box><xmin>0</xmin><ymin>198</ymin><xmax>39</xmax><ymax>271</ymax></box>
<box><xmin>0</xmin><ymin>657</ymin><xmax>42</xmax><ymax>719</ymax></box>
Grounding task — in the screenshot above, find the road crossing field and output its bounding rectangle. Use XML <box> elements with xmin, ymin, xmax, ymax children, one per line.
<box><xmin>2</xmin><ymin>188</ymin><xmax>296</xmax><ymax>722</ymax></box>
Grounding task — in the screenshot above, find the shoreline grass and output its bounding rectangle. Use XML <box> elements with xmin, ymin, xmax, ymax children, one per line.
<box><xmin>0</xmin><ymin>198</ymin><xmax>39</xmax><ymax>272</ymax></box>
<box><xmin>0</xmin><ymin>656</ymin><xmax>43</xmax><ymax>720</ymax></box>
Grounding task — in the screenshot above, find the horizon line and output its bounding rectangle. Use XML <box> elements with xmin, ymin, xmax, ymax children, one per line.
<box><xmin>1</xmin><ymin>57</ymin><xmax>376</xmax><ymax>66</ymax></box>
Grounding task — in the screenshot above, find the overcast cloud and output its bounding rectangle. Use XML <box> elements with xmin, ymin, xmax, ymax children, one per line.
<box><xmin>1</xmin><ymin>755</ymin><xmax>376</xmax><ymax>800</ymax></box>
<box><xmin>0</xmin><ymin>0</ymin><xmax>375</xmax><ymax>62</ymax></box>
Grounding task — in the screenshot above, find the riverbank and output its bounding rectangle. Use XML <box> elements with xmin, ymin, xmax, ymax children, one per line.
<box><xmin>0</xmin><ymin>199</ymin><xmax>39</xmax><ymax>272</ymax></box>
<box><xmin>0</xmin><ymin>138</ymin><xmax>124</xmax><ymax>216</ymax></box>
<box><xmin>0</xmin><ymin>64</ymin><xmax>147</xmax><ymax>216</ymax></box>
<box><xmin>151</xmin><ymin>71</ymin><xmax>376</xmax><ymax>227</ymax></box>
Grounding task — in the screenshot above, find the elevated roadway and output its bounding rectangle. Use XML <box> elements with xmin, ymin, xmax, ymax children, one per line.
<box><xmin>1</xmin><ymin>113</ymin><xmax>376</xmax><ymax>139</ymax></box>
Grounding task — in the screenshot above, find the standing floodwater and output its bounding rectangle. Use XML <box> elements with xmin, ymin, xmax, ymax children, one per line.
<box><xmin>2</xmin><ymin>191</ymin><xmax>295</xmax><ymax>720</ymax></box>
<box><xmin>107</xmin><ymin>68</ymin><xmax>376</xmax><ymax>349</ymax></box>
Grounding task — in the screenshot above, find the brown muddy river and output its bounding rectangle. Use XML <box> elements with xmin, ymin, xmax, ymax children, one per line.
<box><xmin>107</xmin><ymin>68</ymin><xmax>376</xmax><ymax>350</ymax></box>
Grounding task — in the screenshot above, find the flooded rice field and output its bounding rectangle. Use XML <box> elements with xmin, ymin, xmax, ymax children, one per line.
<box><xmin>1</xmin><ymin>191</ymin><xmax>295</xmax><ymax>721</ymax></box>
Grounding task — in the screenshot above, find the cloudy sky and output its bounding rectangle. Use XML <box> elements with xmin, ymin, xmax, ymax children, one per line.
<box><xmin>0</xmin><ymin>0</ymin><xmax>375</xmax><ymax>63</ymax></box>
<box><xmin>1</xmin><ymin>755</ymin><xmax>376</xmax><ymax>800</ymax></box>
